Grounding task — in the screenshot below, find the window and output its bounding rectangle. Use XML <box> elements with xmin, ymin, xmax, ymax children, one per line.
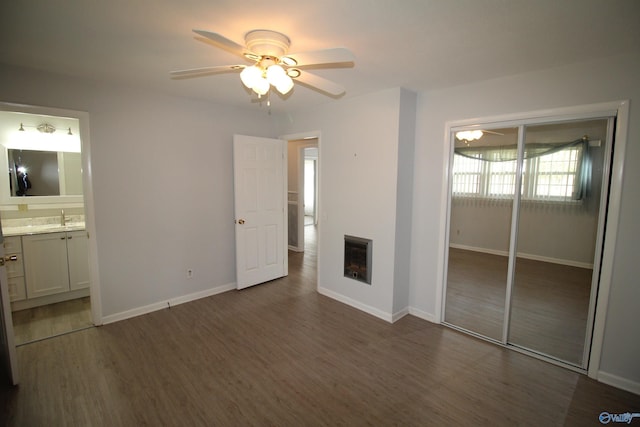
<box><xmin>451</xmin><ymin>154</ymin><xmax>483</xmax><ymax>196</ymax></box>
<box><xmin>452</xmin><ymin>143</ymin><xmax>585</xmax><ymax>202</ymax></box>
<box><xmin>526</xmin><ymin>147</ymin><xmax>581</xmax><ymax>200</ymax></box>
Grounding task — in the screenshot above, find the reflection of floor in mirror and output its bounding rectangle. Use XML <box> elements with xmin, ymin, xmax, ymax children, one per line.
<box><xmin>445</xmin><ymin>248</ymin><xmax>592</xmax><ymax>366</ymax></box>
<box><xmin>12</xmin><ymin>297</ymin><xmax>93</xmax><ymax>345</ymax></box>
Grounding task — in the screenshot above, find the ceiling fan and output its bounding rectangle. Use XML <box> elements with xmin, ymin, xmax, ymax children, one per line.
<box><xmin>170</xmin><ymin>29</ymin><xmax>355</xmax><ymax>101</ymax></box>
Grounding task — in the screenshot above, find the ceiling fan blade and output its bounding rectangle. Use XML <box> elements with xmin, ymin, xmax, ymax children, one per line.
<box><xmin>192</xmin><ymin>30</ymin><xmax>247</xmax><ymax>57</ymax></box>
<box><xmin>285</xmin><ymin>48</ymin><xmax>355</xmax><ymax>67</ymax></box>
<box><xmin>293</xmin><ymin>70</ymin><xmax>346</xmax><ymax>96</ymax></box>
<box><xmin>170</xmin><ymin>65</ymin><xmax>244</xmax><ymax>79</ymax></box>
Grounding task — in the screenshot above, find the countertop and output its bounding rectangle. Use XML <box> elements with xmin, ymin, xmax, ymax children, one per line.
<box><xmin>2</xmin><ymin>223</ymin><xmax>86</xmax><ymax>237</ymax></box>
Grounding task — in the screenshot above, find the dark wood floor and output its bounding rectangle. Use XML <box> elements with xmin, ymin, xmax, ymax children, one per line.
<box><xmin>1</xmin><ymin>227</ymin><xmax>638</xmax><ymax>426</ymax></box>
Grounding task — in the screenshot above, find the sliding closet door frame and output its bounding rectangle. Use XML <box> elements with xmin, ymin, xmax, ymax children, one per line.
<box><xmin>588</xmin><ymin>105</ymin><xmax>629</xmax><ymax>379</ymax></box>
<box><xmin>580</xmin><ymin>116</ymin><xmax>616</xmax><ymax>368</ymax></box>
<box><xmin>501</xmin><ymin>126</ymin><xmax>526</xmax><ymax>343</ymax></box>
<box><xmin>440</xmin><ymin>100</ymin><xmax>630</xmax><ymax>379</ymax></box>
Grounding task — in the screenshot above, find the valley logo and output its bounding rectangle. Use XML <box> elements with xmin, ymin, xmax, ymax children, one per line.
<box><xmin>599</xmin><ymin>412</ymin><xmax>640</xmax><ymax>424</ymax></box>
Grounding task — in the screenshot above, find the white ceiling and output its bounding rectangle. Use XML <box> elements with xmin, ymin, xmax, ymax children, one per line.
<box><xmin>1</xmin><ymin>0</ymin><xmax>639</xmax><ymax>113</ymax></box>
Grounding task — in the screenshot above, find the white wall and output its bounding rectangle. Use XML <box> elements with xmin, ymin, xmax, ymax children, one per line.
<box><xmin>275</xmin><ymin>88</ymin><xmax>415</xmax><ymax>320</ymax></box>
<box><xmin>0</xmin><ymin>63</ymin><xmax>277</xmax><ymax>319</ymax></box>
<box><xmin>410</xmin><ymin>52</ymin><xmax>640</xmax><ymax>389</ymax></box>
<box><xmin>392</xmin><ymin>89</ymin><xmax>417</xmax><ymax>316</ymax></box>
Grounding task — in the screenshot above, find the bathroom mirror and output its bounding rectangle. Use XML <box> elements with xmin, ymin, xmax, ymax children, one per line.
<box><xmin>7</xmin><ymin>149</ymin><xmax>82</xmax><ymax>197</ymax></box>
<box><xmin>0</xmin><ymin>110</ymin><xmax>83</xmax><ymax>206</ymax></box>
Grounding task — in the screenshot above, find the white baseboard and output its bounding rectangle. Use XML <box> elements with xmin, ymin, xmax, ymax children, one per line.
<box><xmin>598</xmin><ymin>371</ymin><xmax>640</xmax><ymax>396</ymax></box>
<box><xmin>101</xmin><ymin>282</ymin><xmax>236</xmax><ymax>325</ymax></box>
<box><xmin>317</xmin><ymin>286</ymin><xmax>393</xmax><ymax>323</ymax></box>
<box><xmin>449</xmin><ymin>243</ymin><xmax>593</xmax><ymax>269</ymax></box>
<box><xmin>392</xmin><ymin>307</ymin><xmax>410</xmax><ymax>323</ymax></box>
<box><xmin>408</xmin><ymin>307</ymin><xmax>438</xmax><ymax>323</ymax></box>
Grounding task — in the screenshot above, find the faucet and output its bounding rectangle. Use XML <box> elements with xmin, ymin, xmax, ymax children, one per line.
<box><xmin>61</xmin><ymin>209</ymin><xmax>65</xmax><ymax>226</ymax></box>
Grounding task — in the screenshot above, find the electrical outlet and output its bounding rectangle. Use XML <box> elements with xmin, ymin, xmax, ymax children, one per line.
<box><xmin>187</xmin><ymin>269</ymin><xmax>193</xmax><ymax>279</ymax></box>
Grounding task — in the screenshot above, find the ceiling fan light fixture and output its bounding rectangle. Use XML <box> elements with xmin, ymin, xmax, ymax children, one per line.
<box><xmin>240</xmin><ymin>65</ymin><xmax>262</xmax><ymax>89</ymax></box>
<box><xmin>286</xmin><ymin>68</ymin><xmax>301</xmax><ymax>78</ymax></box>
<box><xmin>281</xmin><ymin>56</ymin><xmax>297</xmax><ymax>66</ymax></box>
<box><xmin>174</xmin><ymin>28</ymin><xmax>354</xmax><ymax>102</ymax></box>
<box><xmin>266</xmin><ymin>64</ymin><xmax>286</xmax><ymax>86</ymax></box>
<box><xmin>243</xmin><ymin>52</ymin><xmax>261</xmax><ymax>62</ymax></box>
<box><xmin>275</xmin><ymin>75</ymin><xmax>294</xmax><ymax>95</ymax></box>
<box><xmin>456</xmin><ymin>130</ymin><xmax>484</xmax><ymax>141</ymax></box>
<box><xmin>252</xmin><ymin>77</ymin><xmax>270</xmax><ymax>96</ymax></box>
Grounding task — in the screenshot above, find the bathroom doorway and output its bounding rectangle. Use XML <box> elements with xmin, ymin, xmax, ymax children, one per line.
<box><xmin>0</xmin><ymin>102</ymin><xmax>100</xmax><ymax>348</ymax></box>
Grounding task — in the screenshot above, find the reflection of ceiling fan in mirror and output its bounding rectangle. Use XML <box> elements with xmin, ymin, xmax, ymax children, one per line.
<box><xmin>170</xmin><ymin>29</ymin><xmax>355</xmax><ymax>102</ymax></box>
<box><xmin>455</xmin><ymin>129</ymin><xmax>505</xmax><ymax>143</ymax></box>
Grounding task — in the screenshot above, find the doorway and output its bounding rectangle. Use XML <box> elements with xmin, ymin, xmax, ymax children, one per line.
<box><xmin>285</xmin><ymin>134</ymin><xmax>320</xmax><ymax>289</ymax></box>
<box><xmin>304</xmin><ymin>147</ymin><xmax>318</xmax><ymax>227</ymax></box>
<box><xmin>0</xmin><ymin>103</ymin><xmax>100</xmax><ymax>351</ymax></box>
<box><xmin>441</xmin><ymin>103</ymin><xmax>626</xmax><ymax>373</ymax></box>
<box><xmin>287</xmin><ymin>138</ymin><xmax>318</xmax><ymax>253</ymax></box>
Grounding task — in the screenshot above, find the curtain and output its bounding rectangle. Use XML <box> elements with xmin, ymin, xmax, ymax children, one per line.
<box><xmin>454</xmin><ymin>137</ymin><xmax>591</xmax><ymax>200</ymax></box>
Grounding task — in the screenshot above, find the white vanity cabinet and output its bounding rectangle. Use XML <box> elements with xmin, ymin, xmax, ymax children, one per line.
<box><xmin>66</xmin><ymin>230</ymin><xmax>90</xmax><ymax>290</ymax></box>
<box><xmin>22</xmin><ymin>230</ymin><xmax>90</xmax><ymax>299</ymax></box>
<box><xmin>3</xmin><ymin>236</ymin><xmax>26</xmax><ymax>301</ymax></box>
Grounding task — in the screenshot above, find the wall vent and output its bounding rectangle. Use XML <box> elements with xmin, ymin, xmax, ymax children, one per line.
<box><xmin>344</xmin><ymin>235</ymin><xmax>372</xmax><ymax>284</ymax></box>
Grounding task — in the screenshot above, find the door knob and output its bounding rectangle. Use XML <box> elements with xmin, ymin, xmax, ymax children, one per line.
<box><xmin>238</xmin><ymin>219</ymin><xmax>245</xmax><ymax>225</ymax></box>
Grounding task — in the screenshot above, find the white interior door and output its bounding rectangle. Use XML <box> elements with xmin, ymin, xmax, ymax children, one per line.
<box><xmin>234</xmin><ymin>135</ymin><xmax>287</xmax><ymax>290</ymax></box>
<box><xmin>0</xmin><ymin>229</ymin><xmax>19</xmax><ymax>385</ymax></box>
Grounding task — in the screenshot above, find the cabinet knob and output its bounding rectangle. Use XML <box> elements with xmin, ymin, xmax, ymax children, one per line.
<box><xmin>4</xmin><ymin>255</ymin><xmax>17</xmax><ymax>262</ymax></box>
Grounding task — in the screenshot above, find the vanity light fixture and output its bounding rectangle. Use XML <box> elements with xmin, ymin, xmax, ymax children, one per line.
<box><xmin>17</xmin><ymin>122</ymin><xmax>74</xmax><ymax>136</ymax></box>
<box><xmin>37</xmin><ymin>123</ymin><xmax>56</xmax><ymax>134</ymax></box>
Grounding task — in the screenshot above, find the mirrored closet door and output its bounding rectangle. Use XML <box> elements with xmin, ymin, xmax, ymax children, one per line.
<box><xmin>444</xmin><ymin>115</ymin><xmax>613</xmax><ymax>370</ymax></box>
<box><xmin>444</xmin><ymin>127</ymin><xmax>518</xmax><ymax>341</ymax></box>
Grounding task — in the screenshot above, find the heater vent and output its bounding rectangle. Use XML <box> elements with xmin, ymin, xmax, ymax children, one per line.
<box><xmin>344</xmin><ymin>235</ymin><xmax>372</xmax><ymax>284</ymax></box>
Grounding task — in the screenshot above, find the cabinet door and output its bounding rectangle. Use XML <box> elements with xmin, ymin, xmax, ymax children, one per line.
<box><xmin>3</xmin><ymin>236</ymin><xmax>22</xmax><ymax>254</ymax></box>
<box><xmin>66</xmin><ymin>231</ymin><xmax>90</xmax><ymax>290</ymax></box>
<box><xmin>23</xmin><ymin>232</ymin><xmax>70</xmax><ymax>298</ymax></box>
<box><xmin>8</xmin><ymin>277</ymin><xmax>26</xmax><ymax>302</ymax></box>
<box><xmin>5</xmin><ymin>252</ymin><xmax>24</xmax><ymax>279</ymax></box>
